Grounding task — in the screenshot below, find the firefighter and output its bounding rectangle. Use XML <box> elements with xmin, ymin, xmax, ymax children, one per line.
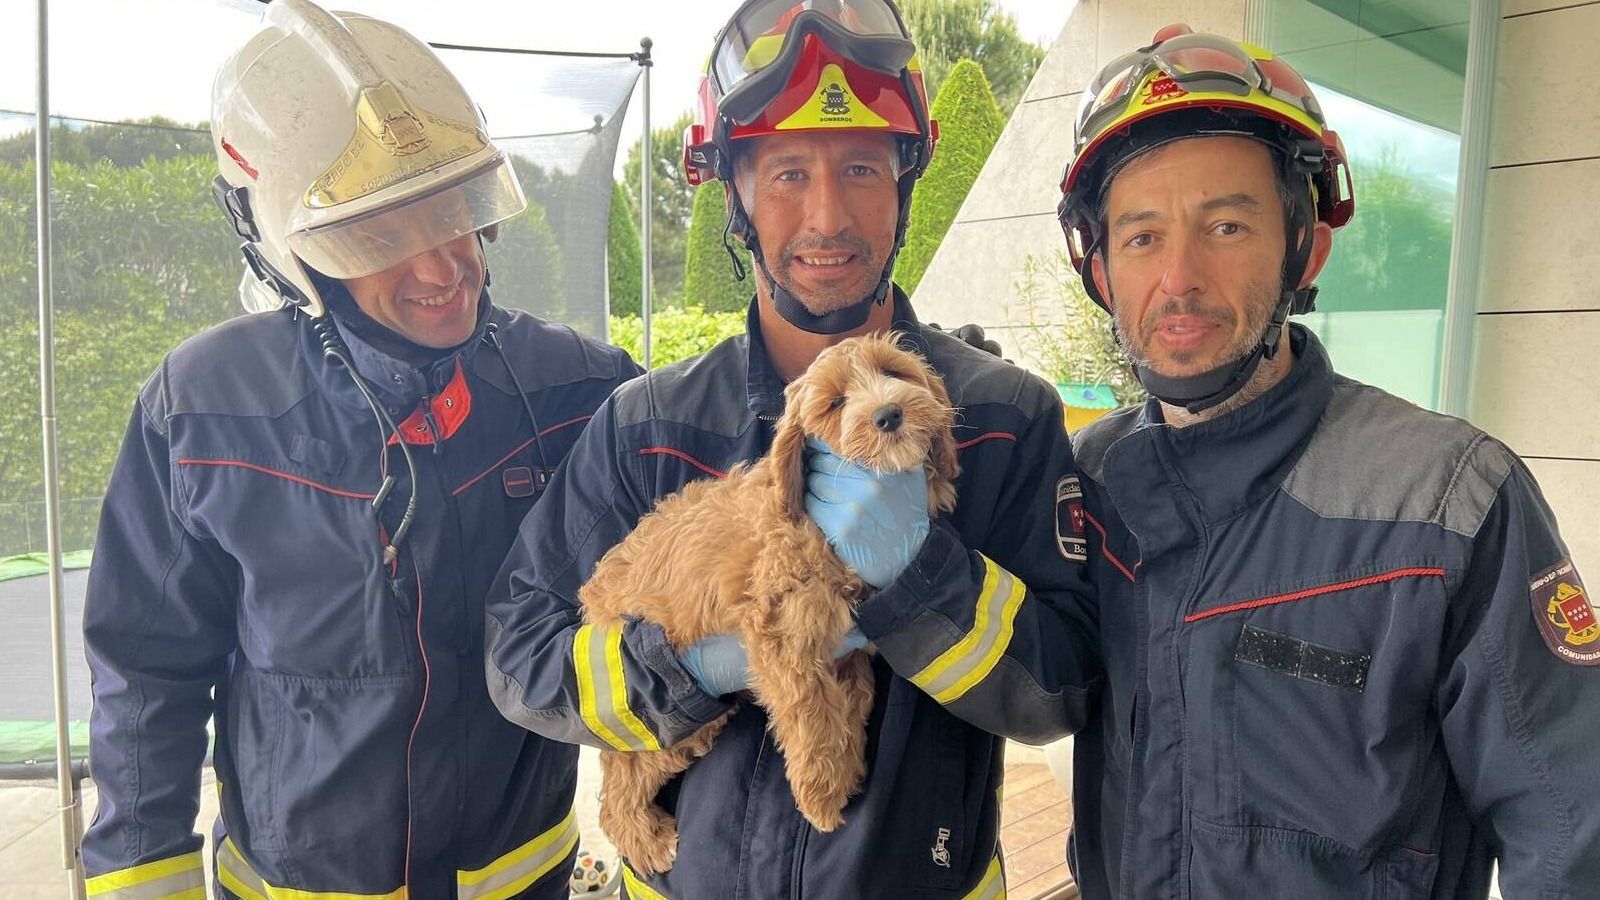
<box><xmin>80</xmin><ymin>1</ymin><xmax>639</xmax><ymax>896</ymax></box>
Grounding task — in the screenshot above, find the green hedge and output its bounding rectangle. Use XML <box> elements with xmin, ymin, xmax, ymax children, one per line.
<box><xmin>608</xmin><ymin>307</ymin><xmax>746</xmax><ymax>370</ymax></box>
<box><xmin>896</xmin><ymin>59</ymin><xmax>1004</xmax><ymax>296</ymax></box>
<box><xmin>682</xmin><ymin>182</ymin><xmax>754</xmax><ymax>314</ymax></box>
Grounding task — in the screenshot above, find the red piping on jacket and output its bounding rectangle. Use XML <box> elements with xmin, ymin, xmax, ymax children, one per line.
<box><xmin>639</xmin><ymin>447</ymin><xmax>729</xmax><ymax>480</ymax></box>
<box><xmin>177</xmin><ymin>458</ymin><xmax>377</xmax><ymax>500</ymax></box>
<box><xmin>1083</xmin><ymin>510</ymin><xmax>1139</xmax><ymax>582</ymax></box>
<box><xmin>955</xmin><ymin>432</ymin><xmax>1017</xmax><ymax>450</ymax></box>
<box><xmin>450</xmin><ymin>414</ymin><xmax>594</xmax><ymax>496</ymax></box>
<box><xmin>1184</xmin><ymin>567</ymin><xmax>1447</xmax><ymax>623</ymax></box>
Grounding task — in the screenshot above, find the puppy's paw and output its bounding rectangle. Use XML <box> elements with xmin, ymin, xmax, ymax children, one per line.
<box><xmin>793</xmin><ymin>784</ymin><xmax>849</xmax><ymax>832</ymax></box>
<box><xmin>622</xmin><ymin>824</ymin><xmax>678</xmax><ymax>877</ymax></box>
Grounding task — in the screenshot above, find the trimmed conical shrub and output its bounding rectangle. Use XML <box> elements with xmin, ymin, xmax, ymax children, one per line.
<box><xmin>895</xmin><ymin>58</ymin><xmax>1004</xmax><ymax>296</ymax></box>
<box><xmin>606</xmin><ymin>181</ymin><xmax>643</xmax><ymax>317</ymax></box>
<box><xmin>682</xmin><ymin>182</ymin><xmax>755</xmax><ymax>314</ymax></box>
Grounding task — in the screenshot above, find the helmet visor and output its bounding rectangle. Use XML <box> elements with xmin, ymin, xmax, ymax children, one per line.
<box><xmin>1077</xmin><ymin>34</ymin><xmax>1266</xmax><ymax>146</ymax></box>
<box><xmin>285</xmin><ymin>155</ymin><xmax>525</xmax><ymax>279</ymax></box>
<box><xmin>711</xmin><ymin>0</ymin><xmax>914</xmax><ymax>121</ymax></box>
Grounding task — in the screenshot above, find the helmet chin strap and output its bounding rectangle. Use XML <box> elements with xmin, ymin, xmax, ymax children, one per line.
<box><xmin>1127</xmin><ymin>211</ymin><xmax>1319</xmax><ymax>416</ymax></box>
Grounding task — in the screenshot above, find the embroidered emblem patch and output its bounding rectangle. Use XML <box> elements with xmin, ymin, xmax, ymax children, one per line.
<box><xmin>1530</xmin><ymin>559</ymin><xmax>1600</xmax><ymax>665</ymax></box>
<box><xmin>1055</xmin><ymin>475</ymin><xmax>1087</xmax><ymax>562</ymax></box>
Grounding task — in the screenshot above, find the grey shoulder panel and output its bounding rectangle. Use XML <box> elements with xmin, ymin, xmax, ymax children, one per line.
<box><xmin>917</xmin><ymin>327</ymin><xmax>1036</xmax><ymax>411</ymax></box>
<box><xmin>143</xmin><ymin>311</ymin><xmax>312</xmax><ymax>425</ymax></box>
<box><xmin>1282</xmin><ymin>377</ymin><xmax>1516</xmax><ymax>537</ymax></box>
<box><xmin>482</xmin><ymin>308</ymin><xmax>638</xmax><ymax>393</ymax></box>
<box><xmin>1070</xmin><ymin>407</ymin><xmax>1142</xmax><ymax>482</ymax></box>
<box><xmin>611</xmin><ymin>335</ymin><xmax>751</xmax><ymax>437</ymax></box>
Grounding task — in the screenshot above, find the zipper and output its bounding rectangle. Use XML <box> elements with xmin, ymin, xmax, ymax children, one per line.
<box><xmin>420</xmin><ymin>392</ymin><xmax>444</xmax><ymax>456</ymax></box>
<box><xmin>788</xmin><ymin>815</ymin><xmax>811</xmax><ymax>899</ymax></box>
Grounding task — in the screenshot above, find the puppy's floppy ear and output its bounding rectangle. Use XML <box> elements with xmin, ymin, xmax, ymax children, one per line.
<box><xmin>769</xmin><ymin>380</ymin><xmax>811</xmax><ymax>521</ymax></box>
<box><xmin>922</xmin><ymin>362</ymin><xmax>961</xmax><ymax>506</ymax></box>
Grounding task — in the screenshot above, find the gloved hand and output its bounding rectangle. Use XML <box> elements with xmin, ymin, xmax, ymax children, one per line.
<box><xmin>679</xmin><ymin>628</ymin><xmax>872</xmax><ymax>696</ymax></box>
<box><xmin>804</xmin><ymin>439</ymin><xmax>930</xmax><ymax>589</ymax></box>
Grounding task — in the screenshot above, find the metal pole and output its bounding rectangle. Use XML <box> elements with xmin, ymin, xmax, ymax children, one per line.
<box><xmin>1437</xmin><ymin>0</ymin><xmax>1501</xmax><ymax>417</ymax></box>
<box><xmin>639</xmin><ymin>37</ymin><xmax>653</xmax><ymax>370</ymax></box>
<box><xmin>34</xmin><ymin>0</ymin><xmax>88</xmax><ymax>895</ymax></box>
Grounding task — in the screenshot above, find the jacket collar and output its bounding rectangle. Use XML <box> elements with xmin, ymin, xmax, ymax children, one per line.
<box><xmin>330</xmin><ymin>290</ymin><xmax>492</xmax><ymax>411</ymax></box>
<box><xmin>1127</xmin><ymin>323</ymin><xmax>1334</xmax><ymax>521</ymax></box>
<box><xmin>743</xmin><ymin>285</ymin><xmax>927</xmax><ymax>418</ymax></box>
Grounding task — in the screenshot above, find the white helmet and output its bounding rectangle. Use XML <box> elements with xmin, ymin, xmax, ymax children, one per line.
<box><xmin>211</xmin><ymin>0</ymin><xmax>526</xmax><ymax>315</ymax></box>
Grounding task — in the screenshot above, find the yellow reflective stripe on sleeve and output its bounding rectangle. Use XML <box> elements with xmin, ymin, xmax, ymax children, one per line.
<box><xmin>961</xmin><ymin>854</ymin><xmax>1006</xmax><ymax>900</ymax></box>
<box><xmin>574</xmin><ymin>623</ymin><xmax>662</xmax><ymax>751</ymax></box>
<box><xmin>215</xmin><ymin>838</ymin><xmax>405</xmax><ymax>900</ymax></box>
<box><xmin>912</xmin><ymin>556</ymin><xmax>1028</xmax><ymax>704</ymax></box>
<box><xmin>457</xmin><ymin>806</ymin><xmax>580</xmax><ymax>900</ymax></box>
<box><xmin>86</xmin><ymin>851</ymin><xmax>205</xmax><ymax>900</ymax></box>
<box><xmin>621</xmin><ymin>864</ymin><xmax>671</xmax><ymax>900</ymax></box>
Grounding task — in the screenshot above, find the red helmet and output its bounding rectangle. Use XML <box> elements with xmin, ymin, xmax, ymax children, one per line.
<box><xmin>683</xmin><ymin>0</ymin><xmax>936</xmax><ymax>186</ymax></box>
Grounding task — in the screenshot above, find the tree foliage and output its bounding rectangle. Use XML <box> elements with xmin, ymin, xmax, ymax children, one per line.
<box><xmin>1315</xmin><ymin>150</ymin><xmax>1454</xmax><ymax>313</ymax></box>
<box><xmin>606</xmin><ymin>180</ymin><xmax>644</xmax><ymax>318</ymax></box>
<box><xmin>623</xmin><ymin>112</ymin><xmax>695</xmax><ymax>307</ymax></box>
<box><xmin>901</xmin><ymin>0</ymin><xmax>1046</xmax><ymax>118</ymax></box>
<box><xmin>682</xmin><ymin>183</ymin><xmax>754</xmax><ymax>314</ymax></box>
<box><xmin>897</xmin><ymin>59</ymin><xmax>1003</xmax><ymax>296</ymax></box>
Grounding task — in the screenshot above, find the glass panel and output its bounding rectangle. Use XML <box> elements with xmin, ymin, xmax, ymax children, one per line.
<box><xmin>1262</xmin><ymin>0</ymin><xmax>1470</xmax><ymax>409</ymax></box>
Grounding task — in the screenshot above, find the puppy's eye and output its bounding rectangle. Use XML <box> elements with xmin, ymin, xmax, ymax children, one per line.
<box><xmin>882</xmin><ymin>368</ymin><xmax>904</xmax><ymax>380</ymax></box>
<box><xmin>828</xmin><ymin>396</ymin><xmax>846</xmax><ymax>411</ymax></box>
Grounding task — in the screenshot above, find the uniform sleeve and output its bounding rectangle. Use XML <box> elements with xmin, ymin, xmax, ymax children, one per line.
<box><xmin>1436</xmin><ymin>456</ymin><xmax>1600</xmax><ymax>896</ymax></box>
<box><xmin>485</xmin><ymin>396</ymin><xmax>731</xmax><ymax>751</ymax></box>
<box><xmin>853</xmin><ymin>392</ymin><xmax>1103</xmax><ymax>744</ymax></box>
<box><xmin>81</xmin><ymin>397</ymin><xmax>236</xmax><ymax>897</ymax></box>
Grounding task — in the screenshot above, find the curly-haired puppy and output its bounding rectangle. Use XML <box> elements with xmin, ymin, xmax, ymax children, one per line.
<box><xmin>579</xmin><ymin>332</ymin><xmax>959</xmax><ymax>875</ymax></box>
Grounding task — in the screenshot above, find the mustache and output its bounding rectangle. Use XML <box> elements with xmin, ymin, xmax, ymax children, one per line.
<box><xmin>778</xmin><ymin>233</ymin><xmax>874</xmax><ymax>267</ymax></box>
<box><xmin>1142</xmin><ymin>295</ymin><xmax>1237</xmax><ymax>330</ymax></box>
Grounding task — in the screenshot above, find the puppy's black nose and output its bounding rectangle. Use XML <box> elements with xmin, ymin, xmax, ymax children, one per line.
<box><xmin>872</xmin><ymin>403</ymin><xmax>903</xmax><ymax>433</ymax></box>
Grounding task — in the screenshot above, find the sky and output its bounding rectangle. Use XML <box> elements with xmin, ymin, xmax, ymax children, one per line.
<box><xmin>0</xmin><ymin>0</ymin><xmax>1076</xmax><ymax>161</ymax></box>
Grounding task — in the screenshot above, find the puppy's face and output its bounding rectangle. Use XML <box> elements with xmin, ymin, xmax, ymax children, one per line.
<box><xmin>785</xmin><ymin>333</ymin><xmax>954</xmax><ymax>475</ymax></box>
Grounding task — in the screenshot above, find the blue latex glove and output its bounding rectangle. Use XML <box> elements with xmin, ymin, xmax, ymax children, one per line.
<box><xmin>803</xmin><ymin>438</ymin><xmax>930</xmax><ymax>589</ymax></box>
<box><xmin>678</xmin><ymin>629</ymin><xmax>871</xmax><ymax>696</ymax></box>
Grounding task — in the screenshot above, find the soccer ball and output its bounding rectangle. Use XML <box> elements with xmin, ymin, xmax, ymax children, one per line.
<box><xmin>570</xmin><ymin>850</ymin><xmax>617</xmax><ymax>895</ymax></box>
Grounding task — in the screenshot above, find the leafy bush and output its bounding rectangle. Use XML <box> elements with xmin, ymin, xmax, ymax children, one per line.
<box><xmin>897</xmin><ymin>59</ymin><xmax>1004</xmax><ymax>295</ymax></box>
<box><xmin>682</xmin><ymin>182</ymin><xmax>754</xmax><ymax>314</ymax></box>
<box><xmin>1008</xmin><ymin>251</ymin><xmax>1145</xmax><ymax>406</ymax></box>
<box><xmin>608</xmin><ymin>307</ymin><xmax>745</xmax><ymax>369</ymax></box>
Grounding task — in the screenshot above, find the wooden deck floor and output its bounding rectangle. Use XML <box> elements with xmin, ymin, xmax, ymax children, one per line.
<box><xmin>999</xmin><ymin>759</ymin><xmax>1076</xmax><ymax>899</ymax></box>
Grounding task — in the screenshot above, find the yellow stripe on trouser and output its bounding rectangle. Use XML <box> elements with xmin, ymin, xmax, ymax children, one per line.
<box><xmin>574</xmin><ymin>623</ymin><xmax>662</xmax><ymax>751</ymax></box>
<box><xmin>216</xmin><ymin>809</ymin><xmax>576</xmax><ymax>900</ymax></box>
<box><xmin>622</xmin><ymin>853</ymin><xmax>1004</xmax><ymax>899</ymax></box>
<box><xmin>911</xmin><ymin>556</ymin><xmax>1028</xmax><ymax>703</ymax></box>
<box><xmin>217</xmin><ymin>839</ymin><xmax>406</xmax><ymax>900</ymax></box>
<box><xmin>86</xmin><ymin>851</ymin><xmax>206</xmax><ymax>900</ymax></box>
<box><xmin>457</xmin><ymin>806</ymin><xmax>580</xmax><ymax>900</ymax></box>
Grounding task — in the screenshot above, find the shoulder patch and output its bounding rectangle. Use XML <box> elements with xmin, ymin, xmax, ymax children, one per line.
<box><xmin>1055</xmin><ymin>475</ymin><xmax>1088</xmax><ymax>562</ymax></box>
<box><xmin>1531</xmin><ymin>560</ymin><xmax>1600</xmax><ymax>665</ymax></box>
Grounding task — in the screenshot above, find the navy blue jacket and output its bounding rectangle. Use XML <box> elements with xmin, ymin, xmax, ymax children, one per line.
<box><xmin>486</xmin><ymin>295</ymin><xmax>1104</xmax><ymax>900</ymax></box>
<box><xmin>1068</xmin><ymin>325</ymin><xmax>1600</xmax><ymax>899</ymax></box>
<box><xmin>82</xmin><ymin>300</ymin><xmax>639</xmax><ymax>899</ymax></box>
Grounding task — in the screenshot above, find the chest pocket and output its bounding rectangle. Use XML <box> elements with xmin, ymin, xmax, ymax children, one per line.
<box><xmin>179</xmin><ymin>454</ymin><xmax>411</xmax><ymax>678</ymax></box>
<box><xmin>1182</xmin><ymin>565</ymin><xmax>1448</xmax><ymax>846</ymax></box>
